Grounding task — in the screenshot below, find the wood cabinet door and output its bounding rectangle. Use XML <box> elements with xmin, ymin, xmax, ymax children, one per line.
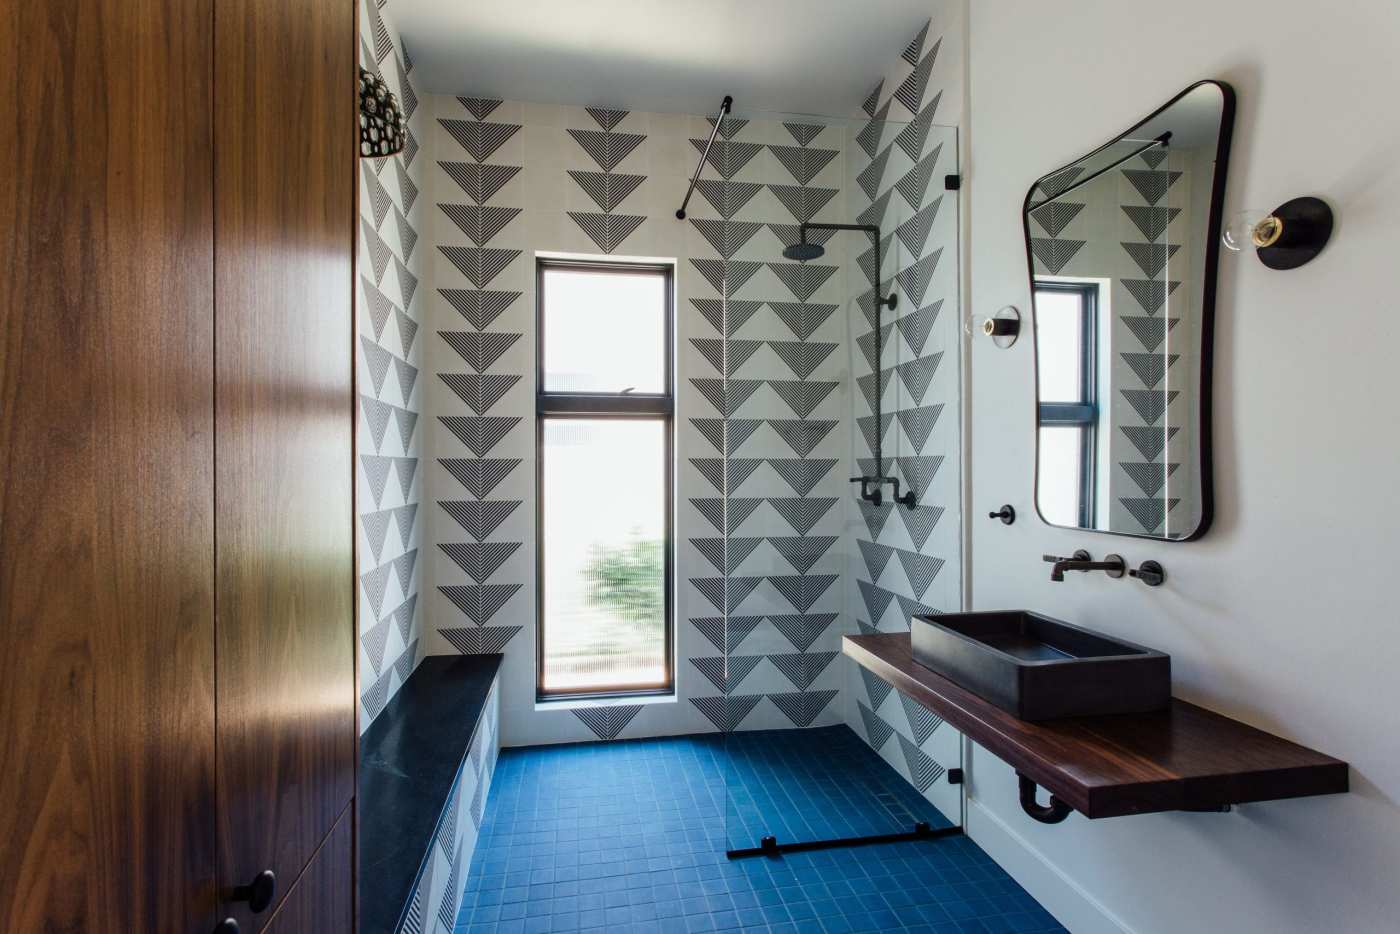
<box><xmin>213</xmin><ymin>0</ymin><xmax>357</xmax><ymax>928</ymax></box>
<box><xmin>262</xmin><ymin>806</ymin><xmax>354</xmax><ymax>934</ymax></box>
<box><xmin>0</xmin><ymin>1</ymin><xmax>218</xmax><ymax>931</ymax></box>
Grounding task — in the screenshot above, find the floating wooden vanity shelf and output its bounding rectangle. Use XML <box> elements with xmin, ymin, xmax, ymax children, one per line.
<box><xmin>844</xmin><ymin>633</ymin><xmax>1348</xmax><ymax>819</ymax></box>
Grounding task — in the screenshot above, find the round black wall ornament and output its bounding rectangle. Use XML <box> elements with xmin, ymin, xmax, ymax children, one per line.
<box><xmin>359</xmin><ymin>66</ymin><xmax>404</xmax><ymax>158</ymax></box>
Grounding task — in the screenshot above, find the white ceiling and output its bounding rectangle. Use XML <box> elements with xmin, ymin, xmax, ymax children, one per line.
<box><xmin>393</xmin><ymin>0</ymin><xmax>938</xmax><ymax>118</ymax></box>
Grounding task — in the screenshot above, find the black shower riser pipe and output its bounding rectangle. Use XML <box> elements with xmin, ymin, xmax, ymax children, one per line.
<box><xmin>789</xmin><ymin>221</ymin><xmax>910</xmax><ymax>508</ymax></box>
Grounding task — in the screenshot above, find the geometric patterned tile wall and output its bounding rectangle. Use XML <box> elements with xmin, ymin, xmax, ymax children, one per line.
<box><xmin>843</xmin><ymin>15</ymin><xmax>966</xmax><ymax>826</ymax></box>
<box><xmin>358</xmin><ymin>0</ymin><xmax>425</xmax><ymax>733</ymax></box>
<box><xmin>410</xmin><ymin>18</ymin><xmax>968</xmax><ymax>771</ymax></box>
<box><xmin>422</xmin><ymin>99</ymin><xmax>861</xmax><ymax>748</ymax></box>
<box><xmin>396</xmin><ymin>677</ymin><xmax>499</xmax><ymax>934</ymax></box>
<box><xmin>683</xmin><ymin>114</ymin><xmax>850</xmax><ymax>738</ymax></box>
<box><xmin>429</xmin><ymin>93</ymin><xmax>528</xmax><ymax>670</ymax></box>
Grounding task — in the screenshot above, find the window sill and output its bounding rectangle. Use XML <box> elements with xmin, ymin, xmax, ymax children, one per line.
<box><xmin>534</xmin><ymin>692</ymin><xmax>677</xmax><ymax>713</ymax></box>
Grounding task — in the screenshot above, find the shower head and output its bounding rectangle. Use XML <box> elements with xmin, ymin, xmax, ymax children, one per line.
<box><xmin>782</xmin><ymin>241</ymin><xmax>826</xmax><ymax>261</ymax></box>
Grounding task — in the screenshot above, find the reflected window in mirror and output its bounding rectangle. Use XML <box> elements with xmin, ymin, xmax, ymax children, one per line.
<box><xmin>1023</xmin><ymin>80</ymin><xmax>1234</xmax><ymax>541</ymax></box>
<box><xmin>1035</xmin><ymin>281</ymin><xmax>1099</xmax><ymax>529</ymax></box>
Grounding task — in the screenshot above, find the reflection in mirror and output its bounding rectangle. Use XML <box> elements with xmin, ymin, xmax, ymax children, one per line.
<box><xmin>1025</xmin><ymin>81</ymin><xmax>1234</xmax><ymax>540</ymax></box>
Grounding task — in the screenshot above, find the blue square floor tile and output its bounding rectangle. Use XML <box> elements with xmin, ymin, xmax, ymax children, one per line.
<box><xmin>454</xmin><ymin>728</ymin><xmax>1065</xmax><ymax>934</ymax></box>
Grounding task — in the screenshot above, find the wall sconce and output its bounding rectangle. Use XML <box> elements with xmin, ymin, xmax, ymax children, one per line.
<box><xmin>1222</xmin><ymin>196</ymin><xmax>1333</xmax><ymax>269</ymax></box>
<box><xmin>359</xmin><ymin>67</ymin><xmax>404</xmax><ymax>158</ymax></box>
<box><xmin>965</xmin><ymin>305</ymin><xmax>1021</xmax><ymax>348</ymax></box>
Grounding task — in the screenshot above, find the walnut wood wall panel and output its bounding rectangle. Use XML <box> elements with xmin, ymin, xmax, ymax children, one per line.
<box><xmin>263</xmin><ymin>806</ymin><xmax>354</xmax><ymax>934</ymax></box>
<box><xmin>213</xmin><ymin>0</ymin><xmax>356</xmax><ymax>928</ymax></box>
<box><xmin>0</xmin><ymin>1</ymin><xmax>218</xmax><ymax>932</ymax></box>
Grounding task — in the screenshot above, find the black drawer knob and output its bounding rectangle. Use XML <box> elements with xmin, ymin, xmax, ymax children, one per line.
<box><xmin>214</xmin><ymin>919</ymin><xmax>240</xmax><ymax>934</ymax></box>
<box><xmin>232</xmin><ymin>869</ymin><xmax>277</xmax><ymax>914</ymax></box>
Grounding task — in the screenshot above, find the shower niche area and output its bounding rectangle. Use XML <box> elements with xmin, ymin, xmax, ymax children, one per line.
<box><xmin>679</xmin><ymin>102</ymin><xmax>966</xmax><ymax>855</ymax></box>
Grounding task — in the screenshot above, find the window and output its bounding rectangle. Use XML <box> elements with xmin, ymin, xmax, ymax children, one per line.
<box><xmin>1035</xmin><ymin>281</ymin><xmax>1098</xmax><ymax>528</ymax></box>
<box><xmin>537</xmin><ymin>259</ymin><xmax>674</xmax><ymax>699</ymax></box>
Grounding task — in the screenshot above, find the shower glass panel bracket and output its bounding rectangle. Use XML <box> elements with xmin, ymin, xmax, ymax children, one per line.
<box><xmin>675</xmin><ymin>94</ymin><xmax>733</xmax><ymax>220</ymax></box>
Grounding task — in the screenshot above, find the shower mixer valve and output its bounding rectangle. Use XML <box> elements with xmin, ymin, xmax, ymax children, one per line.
<box><xmin>850</xmin><ymin>475</ymin><xmax>917</xmax><ymax>509</ymax></box>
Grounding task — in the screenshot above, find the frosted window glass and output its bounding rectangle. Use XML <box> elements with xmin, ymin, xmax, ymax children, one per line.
<box><xmin>542</xmin><ymin>267</ymin><xmax>666</xmax><ymax>393</ymax></box>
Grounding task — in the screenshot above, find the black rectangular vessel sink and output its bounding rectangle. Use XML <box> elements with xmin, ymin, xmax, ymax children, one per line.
<box><xmin>910</xmin><ymin>611</ymin><xmax>1169</xmax><ymax>721</ymax></box>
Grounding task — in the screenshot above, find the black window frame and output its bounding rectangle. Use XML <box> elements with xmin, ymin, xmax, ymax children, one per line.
<box><xmin>1035</xmin><ymin>279</ymin><xmax>1099</xmax><ymax>529</ymax></box>
<box><xmin>535</xmin><ymin>258</ymin><xmax>675</xmax><ymax>701</ymax></box>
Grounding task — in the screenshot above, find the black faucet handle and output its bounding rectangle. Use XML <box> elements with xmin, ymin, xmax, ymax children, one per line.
<box><xmin>1042</xmin><ymin>549</ymin><xmax>1091</xmax><ymax>564</ymax></box>
<box><xmin>1129</xmin><ymin>560</ymin><xmax>1166</xmax><ymax>587</ymax></box>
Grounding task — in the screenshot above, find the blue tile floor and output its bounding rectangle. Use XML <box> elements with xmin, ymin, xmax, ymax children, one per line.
<box><xmin>723</xmin><ymin>726</ymin><xmax>951</xmax><ymax>846</ymax></box>
<box><xmin>455</xmin><ymin>726</ymin><xmax>1066</xmax><ymax>934</ymax></box>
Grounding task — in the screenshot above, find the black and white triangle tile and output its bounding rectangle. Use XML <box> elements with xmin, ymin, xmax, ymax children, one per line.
<box><xmin>565</xmin><ymin>108</ymin><xmax>646</xmax><ymax>253</ymax></box>
<box><xmin>375</xmin><ymin>30</ymin><xmax>968</xmax><ymax>844</ymax></box>
<box><xmin>844</xmin><ymin>16</ymin><xmax>964</xmax><ymax>823</ymax></box>
<box><xmin>395</xmin><ymin>678</ymin><xmax>500</xmax><ymax>934</ymax></box>
<box><xmin>430</xmin><ymin>92</ymin><xmax>529</xmax><ymax>664</ymax></box>
<box><xmin>1112</xmin><ymin>150</ymin><xmax>1187</xmax><ymax>535</ymax></box>
<box><xmin>357</xmin><ymin>0</ymin><xmax>425</xmax><ymax>734</ymax></box>
<box><xmin>675</xmin><ymin>109</ymin><xmax>849</xmax><ymax>735</ymax></box>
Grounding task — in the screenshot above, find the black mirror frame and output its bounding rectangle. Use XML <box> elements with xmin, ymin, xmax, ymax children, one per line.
<box><xmin>1022</xmin><ymin>79</ymin><xmax>1236</xmax><ymax>542</ymax></box>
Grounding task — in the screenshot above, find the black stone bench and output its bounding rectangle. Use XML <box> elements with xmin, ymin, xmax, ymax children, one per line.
<box><xmin>359</xmin><ymin>654</ymin><xmax>503</xmax><ymax>934</ymax></box>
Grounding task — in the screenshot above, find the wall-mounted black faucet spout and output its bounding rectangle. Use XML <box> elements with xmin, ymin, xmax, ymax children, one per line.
<box><xmin>1042</xmin><ymin>550</ymin><xmax>1126</xmax><ymax>582</ymax></box>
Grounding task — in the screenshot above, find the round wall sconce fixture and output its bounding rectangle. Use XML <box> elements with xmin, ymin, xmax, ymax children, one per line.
<box><xmin>965</xmin><ymin>305</ymin><xmax>1021</xmax><ymax>349</ymax></box>
<box><xmin>1222</xmin><ymin>196</ymin><xmax>1333</xmax><ymax>269</ymax></box>
<box><xmin>359</xmin><ymin>67</ymin><xmax>404</xmax><ymax>158</ymax></box>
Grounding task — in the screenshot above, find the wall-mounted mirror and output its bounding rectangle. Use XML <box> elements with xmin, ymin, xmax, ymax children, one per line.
<box><xmin>1024</xmin><ymin>80</ymin><xmax>1234</xmax><ymax>540</ymax></box>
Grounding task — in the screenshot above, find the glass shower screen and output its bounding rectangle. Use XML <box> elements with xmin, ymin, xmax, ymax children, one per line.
<box><xmin>676</xmin><ymin>102</ymin><xmax>963</xmax><ymax>856</ymax></box>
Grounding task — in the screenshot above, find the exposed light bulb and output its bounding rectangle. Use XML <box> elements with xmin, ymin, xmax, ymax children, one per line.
<box><xmin>965</xmin><ymin>307</ymin><xmax>1020</xmax><ymax>348</ymax></box>
<box><xmin>1222</xmin><ymin>209</ymin><xmax>1283</xmax><ymax>252</ymax></box>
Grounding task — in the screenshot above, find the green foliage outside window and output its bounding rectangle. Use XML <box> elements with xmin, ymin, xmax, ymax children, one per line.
<box><xmin>584</xmin><ymin>532</ymin><xmax>663</xmax><ymax>627</ymax></box>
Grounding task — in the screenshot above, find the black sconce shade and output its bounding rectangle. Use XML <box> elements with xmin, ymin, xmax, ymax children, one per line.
<box><xmin>359</xmin><ymin>67</ymin><xmax>404</xmax><ymax>158</ymax></box>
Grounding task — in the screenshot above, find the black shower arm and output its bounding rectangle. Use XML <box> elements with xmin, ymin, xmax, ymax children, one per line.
<box><xmin>795</xmin><ymin>222</ymin><xmax>893</xmax><ymax>309</ymax></box>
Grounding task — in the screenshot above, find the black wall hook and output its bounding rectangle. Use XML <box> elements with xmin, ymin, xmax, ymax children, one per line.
<box><xmin>989</xmin><ymin>505</ymin><xmax>1015</xmax><ymax>525</ymax></box>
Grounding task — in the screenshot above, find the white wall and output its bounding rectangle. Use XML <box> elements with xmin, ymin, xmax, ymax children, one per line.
<box><xmin>965</xmin><ymin>2</ymin><xmax>1400</xmax><ymax>933</ymax></box>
